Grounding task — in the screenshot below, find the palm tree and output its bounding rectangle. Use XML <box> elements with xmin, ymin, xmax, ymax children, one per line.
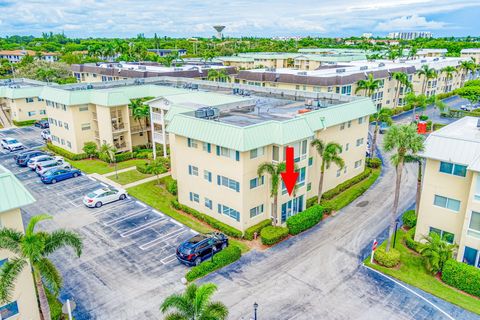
<box><xmin>0</xmin><ymin>214</ymin><xmax>82</xmax><ymax>320</ymax></box>
<box><xmin>383</xmin><ymin>124</ymin><xmax>424</xmax><ymax>252</ymax></box>
<box><xmin>392</xmin><ymin>72</ymin><xmax>408</xmax><ymax>109</ymax></box>
<box><xmin>405</xmin><ymin>93</ymin><xmax>428</xmax><ymax>122</ymax></box>
<box><xmin>311</xmin><ymin>139</ymin><xmax>344</xmax><ymax>204</ymax></box>
<box><xmin>160</xmin><ymin>283</ymin><xmax>228</xmax><ymax>320</ymax></box>
<box><xmin>458</xmin><ymin>60</ymin><xmax>476</xmax><ymax>85</ymax></box>
<box><xmin>146</xmin><ymin>159</ymin><xmax>165</xmax><ymax>185</ymax></box>
<box><xmin>207</xmin><ymin>69</ymin><xmax>229</xmax><ymax>82</ymax></box>
<box><xmin>428</xmin><ymin>95</ymin><xmax>448</xmax><ymax>130</ymax></box>
<box><xmin>355</xmin><ymin>73</ymin><xmax>381</xmax><ymax>97</ymax></box>
<box><xmin>258</xmin><ymin>162</ymin><xmax>285</xmax><ymax>225</ymax></box>
<box><xmin>128</xmin><ymin>98</ymin><xmax>151</xmax><ymax>144</ymax></box>
<box><xmin>440</xmin><ymin>66</ymin><xmax>456</xmax><ymax>93</ymax></box>
<box><xmin>99</xmin><ymin>142</ymin><xmax>118</xmax><ymax>179</ymax></box>
<box><xmin>407</xmin><ymin>46</ymin><xmax>418</xmax><ymax>60</ymax></box>
<box><xmin>417</xmin><ymin>65</ymin><xmax>437</xmax><ymax>96</ymax></box>
<box><xmin>418</xmin><ymin>232</ymin><xmax>456</xmax><ymax>274</ymax></box>
<box><xmin>370</xmin><ymin>108</ymin><xmax>392</xmax><ymax>158</ymax></box>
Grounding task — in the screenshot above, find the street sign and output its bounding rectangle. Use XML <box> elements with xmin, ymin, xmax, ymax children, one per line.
<box><xmin>370</xmin><ymin>239</ymin><xmax>378</xmax><ymax>264</ymax></box>
<box><xmin>62</xmin><ymin>299</ymin><xmax>76</xmax><ymax>320</ymax></box>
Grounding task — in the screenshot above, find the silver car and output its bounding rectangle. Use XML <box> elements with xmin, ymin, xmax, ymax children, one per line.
<box><xmin>36</xmin><ymin>161</ymin><xmax>72</xmax><ymax>176</ymax></box>
<box><xmin>83</xmin><ymin>187</ymin><xmax>128</xmax><ymax>208</ymax></box>
<box><xmin>28</xmin><ymin>155</ymin><xmax>63</xmax><ymax>170</ymax></box>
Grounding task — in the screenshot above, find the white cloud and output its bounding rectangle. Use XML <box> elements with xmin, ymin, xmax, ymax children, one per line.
<box><xmin>375</xmin><ymin>15</ymin><xmax>447</xmax><ymax>31</ymax></box>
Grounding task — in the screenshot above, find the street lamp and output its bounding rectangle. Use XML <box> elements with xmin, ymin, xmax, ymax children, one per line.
<box><xmin>253</xmin><ymin>302</ymin><xmax>258</xmax><ymax>320</ymax></box>
<box><xmin>393</xmin><ymin>218</ymin><xmax>400</xmax><ymax>248</ymax></box>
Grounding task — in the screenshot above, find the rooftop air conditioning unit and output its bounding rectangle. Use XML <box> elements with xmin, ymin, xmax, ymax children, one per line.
<box><xmin>360</xmin><ymin>66</ymin><xmax>368</xmax><ymax>71</ymax></box>
<box><xmin>433</xmin><ymin>58</ymin><xmax>439</xmax><ymax>61</ymax></box>
<box><xmin>297</xmin><ymin>71</ymin><xmax>308</xmax><ymax>76</ymax></box>
<box><xmin>378</xmin><ymin>63</ymin><xmax>385</xmax><ymax>67</ymax></box>
<box><xmin>174</xmin><ymin>67</ymin><xmax>183</xmax><ymax>71</ymax></box>
<box><xmin>195</xmin><ymin>107</ymin><xmax>208</xmax><ymax>119</ymax></box>
<box><xmin>138</xmin><ymin>66</ymin><xmax>146</xmax><ymax>70</ymax></box>
<box><xmin>336</xmin><ymin>68</ymin><xmax>346</xmax><ymax>73</ymax></box>
<box><xmin>421</xmin><ymin>59</ymin><xmax>427</xmax><ymax>63</ymax></box>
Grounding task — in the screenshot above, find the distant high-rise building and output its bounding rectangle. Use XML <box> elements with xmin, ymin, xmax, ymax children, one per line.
<box><xmin>387</xmin><ymin>31</ymin><xmax>432</xmax><ymax>40</ymax></box>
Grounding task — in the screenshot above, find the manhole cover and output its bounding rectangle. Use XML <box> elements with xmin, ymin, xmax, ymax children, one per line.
<box><xmin>356</xmin><ymin>201</ymin><xmax>369</xmax><ymax>207</ymax></box>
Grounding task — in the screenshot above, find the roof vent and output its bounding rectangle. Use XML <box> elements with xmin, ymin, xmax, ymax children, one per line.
<box><xmin>297</xmin><ymin>71</ymin><xmax>307</xmax><ymax>75</ymax></box>
<box><xmin>336</xmin><ymin>68</ymin><xmax>346</xmax><ymax>73</ymax></box>
<box><xmin>378</xmin><ymin>63</ymin><xmax>385</xmax><ymax>67</ymax></box>
<box><xmin>421</xmin><ymin>59</ymin><xmax>427</xmax><ymax>63</ymax></box>
<box><xmin>360</xmin><ymin>66</ymin><xmax>368</xmax><ymax>71</ymax></box>
<box><xmin>433</xmin><ymin>58</ymin><xmax>439</xmax><ymax>61</ymax></box>
<box><xmin>195</xmin><ymin>107</ymin><xmax>208</xmax><ymax>119</ymax></box>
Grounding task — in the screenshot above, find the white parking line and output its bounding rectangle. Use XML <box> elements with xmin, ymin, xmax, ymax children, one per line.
<box><xmin>190</xmin><ymin>228</ymin><xmax>198</xmax><ymax>234</ymax></box>
<box><xmin>120</xmin><ymin>218</ymin><xmax>167</xmax><ymax>237</ymax></box>
<box><xmin>100</xmin><ymin>183</ymin><xmax>107</xmax><ymax>187</ymax></box>
<box><xmin>103</xmin><ymin>208</ymin><xmax>150</xmax><ymax>227</ymax></box>
<box><xmin>152</xmin><ymin>209</ymin><xmax>164</xmax><ymax>217</ymax></box>
<box><xmin>55</xmin><ymin>182</ymin><xmax>99</xmax><ymax>195</ymax></box>
<box><xmin>161</xmin><ymin>253</ymin><xmax>177</xmax><ymax>265</ymax></box>
<box><xmin>139</xmin><ymin>228</ymin><xmax>186</xmax><ymax>251</ymax></box>
<box><xmin>88</xmin><ymin>176</ymin><xmax>96</xmax><ymax>182</ymax></box>
<box><xmin>136</xmin><ymin>201</ymin><xmax>147</xmax><ymax>208</ymax></box>
<box><xmin>171</xmin><ymin>220</ymin><xmax>182</xmax><ymax>227</ymax></box>
<box><xmin>91</xmin><ymin>200</ymin><xmax>133</xmax><ymax>216</ymax></box>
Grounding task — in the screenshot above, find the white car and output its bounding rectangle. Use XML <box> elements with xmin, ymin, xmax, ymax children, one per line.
<box><xmin>83</xmin><ymin>187</ymin><xmax>128</xmax><ymax>208</ymax></box>
<box><xmin>27</xmin><ymin>155</ymin><xmax>63</xmax><ymax>170</ymax></box>
<box><xmin>1</xmin><ymin>138</ymin><xmax>24</xmax><ymax>152</ymax></box>
<box><xmin>41</xmin><ymin>129</ymin><xmax>51</xmax><ymax>141</ymax></box>
<box><xmin>35</xmin><ymin>160</ymin><xmax>71</xmax><ymax>176</ymax></box>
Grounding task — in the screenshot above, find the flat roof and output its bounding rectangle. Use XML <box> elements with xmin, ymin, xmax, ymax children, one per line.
<box><xmin>0</xmin><ymin>78</ymin><xmax>48</xmax><ymax>99</ymax></box>
<box><xmin>95</xmin><ymin>62</ymin><xmax>229</xmax><ymax>73</ymax></box>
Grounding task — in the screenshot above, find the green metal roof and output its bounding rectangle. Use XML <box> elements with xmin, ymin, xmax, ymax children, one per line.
<box><xmin>0</xmin><ymin>165</ymin><xmax>35</xmax><ymax>213</ymax></box>
<box><xmin>167</xmin><ymin>97</ymin><xmax>375</xmax><ymax>151</ymax></box>
<box><xmin>0</xmin><ymin>85</ymin><xmax>44</xmax><ymax>99</ymax></box>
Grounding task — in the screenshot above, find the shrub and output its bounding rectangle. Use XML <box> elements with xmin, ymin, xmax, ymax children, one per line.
<box><xmin>374</xmin><ymin>247</ymin><xmax>400</xmax><ymax>268</ymax></box>
<box><xmin>436</xmin><ymin>91</ymin><xmax>455</xmax><ymax>99</ymax></box>
<box><xmin>115</xmin><ymin>152</ymin><xmax>134</xmax><ymax>162</ymax></box>
<box><xmin>433</xmin><ymin>123</ymin><xmax>446</xmax><ymax>131</ymax></box>
<box><xmin>134</xmin><ymin>150</ymin><xmax>152</xmax><ymax>159</ymax></box>
<box><xmin>12</xmin><ymin>119</ymin><xmax>36</xmax><ymax>126</ymax></box>
<box><xmin>286</xmin><ymin>205</ymin><xmax>323</xmax><ymax>235</ymax></box>
<box><xmin>306</xmin><ymin>196</ymin><xmax>318</xmax><ymax>208</ymax></box>
<box><xmin>419</xmin><ymin>115</ymin><xmax>429</xmax><ymax>121</ymax></box>
<box><xmin>260</xmin><ymin>226</ymin><xmax>289</xmax><ymax>245</ymax></box>
<box><xmin>170</xmin><ymin>200</ymin><xmax>243</xmax><ymax>238</ymax></box>
<box><xmin>46</xmin><ymin>143</ymin><xmax>88</xmax><ymax>160</ymax></box>
<box><xmin>136</xmin><ymin>162</ymin><xmax>150</xmax><ymax>174</ymax></box>
<box><xmin>402</xmin><ymin>104</ymin><xmax>413</xmax><ymax>112</ymax></box>
<box><xmin>366</xmin><ymin>157</ymin><xmax>382</xmax><ymax>169</ymax></box>
<box><xmin>166</xmin><ymin>179</ymin><xmax>177</xmax><ymax>196</ymax></box>
<box><xmin>185</xmin><ymin>245</ymin><xmax>242</xmax><ymax>282</ymax></box>
<box><xmin>404</xmin><ymin>227</ymin><xmax>420</xmax><ymax>252</ymax></box>
<box><xmin>82</xmin><ymin>141</ymin><xmax>98</xmax><ymax>158</ymax></box>
<box><xmin>244</xmin><ymin>219</ymin><xmax>272</xmax><ymax>240</ymax></box>
<box><xmin>402</xmin><ymin>210</ymin><xmax>417</xmax><ymax>229</ymax></box>
<box><xmin>441</xmin><ymin>260</ymin><xmax>480</xmax><ymax>298</ymax></box>
<box><xmin>321</xmin><ymin>168</ymin><xmax>372</xmax><ymax>201</ymax></box>
<box><xmin>392</xmin><ymin>107</ymin><xmax>404</xmax><ymax>115</ymax></box>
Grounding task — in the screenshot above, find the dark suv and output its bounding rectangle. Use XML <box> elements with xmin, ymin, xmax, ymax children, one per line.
<box><xmin>34</xmin><ymin>120</ymin><xmax>49</xmax><ymax>129</ymax></box>
<box><xmin>176</xmin><ymin>232</ymin><xmax>228</xmax><ymax>266</ymax></box>
<box><xmin>14</xmin><ymin>150</ymin><xmax>48</xmax><ymax>167</ymax></box>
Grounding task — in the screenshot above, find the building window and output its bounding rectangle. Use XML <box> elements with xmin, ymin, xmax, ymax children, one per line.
<box><xmin>187</xmin><ymin>138</ymin><xmax>198</xmax><ymax>148</ymax></box>
<box><xmin>433</xmin><ymin>195</ymin><xmax>460</xmax><ymax>212</ymax></box>
<box><xmin>347</xmin><ymin>121</ymin><xmax>352</xmax><ymax>128</ymax></box>
<box><xmin>0</xmin><ymin>301</ymin><xmax>19</xmax><ymax>319</ymax></box>
<box><xmin>341</xmin><ymin>85</ymin><xmax>352</xmax><ymax>95</ymax></box>
<box><xmin>81</xmin><ymin>123</ymin><xmax>91</xmax><ymax>131</ymax></box>
<box><xmin>250</xmin><ymin>147</ymin><xmax>265</xmax><ymax>159</ymax></box>
<box><xmin>205</xmin><ymin>198</ymin><xmax>212</xmax><ymax>209</ymax></box>
<box><xmin>307</xmin><ymin>183</ymin><xmax>311</xmax><ymax>191</ymax></box>
<box><xmin>27</xmin><ymin>111</ymin><xmax>36</xmax><ymax>117</ymax></box>
<box><xmin>467</xmin><ymin>211</ymin><xmax>480</xmax><ymax>239</ymax></box>
<box><xmin>216</xmin><ymin>146</ymin><xmax>239</xmax><ymax>161</ymax></box>
<box><xmin>217</xmin><ymin>175</ymin><xmax>240</xmax><ymax>192</ymax></box>
<box><xmin>297</xmin><ymin>167</ymin><xmax>306</xmax><ymax>187</ymax></box>
<box><xmin>474</xmin><ymin>175</ymin><xmax>480</xmax><ymax>201</ymax></box>
<box><xmin>288</xmin><ymin>140</ymin><xmax>307</xmax><ymax>162</ymax></box>
<box><xmin>250</xmin><ymin>204</ymin><xmax>264</xmax><ymax>218</ymax></box>
<box><xmin>272</xmin><ymin>146</ymin><xmax>279</xmax><ymax>162</ymax></box>
<box><xmin>355</xmin><ymin>160</ymin><xmax>362</xmax><ymax>168</ymax></box>
<box><xmin>217</xmin><ymin>204</ymin><xmax>240</xmax><ymax>221</ymax></box>
<box><xmin>340</xmin><ymin>123</ymin><xmax>345</xmax><ymax>130</ymax></box>
<box><xmin>345</xmin><ymin>143</ymin><xmax>349</xmax><ymax>151</ymax></box>
<box><xmin>79</xmin><ymin>106</ymin><xmax>88</xmax><ymax>112</ymax></box>
<box><xmin>203</xmin><ymin>170</ymin><xmax>212</xmax><ymax>182</ymax></box>
<box><xmin>39</xmin><ymin>110</ymin><xmax>46</xmax><ymax>115</ymax></box>
<box><xmin>58</xmin><ymin>121</ymin><xmax>63</xmax><ymax>128</ymax></box>
<box><xmin>67</xmin><ymin>141</ymin><xmax>71</xmax><ymax>148</ymax></box>
<box><xmin>188</xmin><ymin>165</ymin><xmax>199</xmax><ymax>176</ymax></box>
<box><xmin>358</xmin><ymin>117</ymin><xmax>364</xmax><ymax>124</ymax></box>
<box><xmin>336</xmin><ymin>169</ymin><xmax>341</xmax><ymax>177</ymax></box>
<box><xmin>250</xmin><ymin>176</ymin><xmax>264</xmax><ymax>189</ymax></box>
<box><xmin>202</xmin><ymin>142</ymin><xmax>211</xmax><ymax>153</ymax></box>
<box><xmin>281</xmin><ymin>195</ymin><xmax>304</xmax><ymax>223</ymax></box>
<box><xmin>189</xmin><ymin>192</ymin><xmax>199</xmax><ymax>203</ymax></box>
<box><xmin>439</xmin><ymin>161</ymin><xmax>467</xmax><ymax>177</ymax></box>
<box><xmin>25</xmin><ymin>97</ymin><xmax>34</xmax><ymax>103</ymax></box>
<box><xmin>356</xmin><ymin>138</ymin><xmax>364</xmax><ymax>146</ymax></box>
<box><xmin>462</xmin><ymin>246</ymin><xmax>480</xmax><ymax>268</ymax></box>
<box><xmin>64</xmin><ymin>122</ymin><xmax>69</xmax><ymax>130</ymax></box>
<box><xmin>61</xmin><ymin>139</ymin><xmax>65</xmax><ymax>145</ymax></box>
<box><xmin>429</xmin><ymin>227</ymin><xmax>455</xmax><ymax>244</ymax></box>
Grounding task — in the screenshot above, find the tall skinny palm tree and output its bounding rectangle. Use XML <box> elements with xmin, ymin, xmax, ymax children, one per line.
<box><xmin>0</xmin><ymin>214</ymin><xmax>82</xmax><ymax>320</ymax></box>
<box><xmin>99</xmin><ymin>142</ymin><xmax>118</xmax><ymax>178</ymax></box>
<box><xmin>383</xmin><ymin>124</ymin><xmax>424</xmax><ymax>252</ymax></box>
<box><xmin>160</xmin><ymin>283</ymin><xmax>228</xmax><ymax>320</ymax></box>
<box><xmin>258</xmin><ymin>162</ymin><xmax>286</xmax><ymax>225</ymax></box>
<box><xmin>458</xmin><ymin>60</ymin><xmax>476</xmax><ymax>86</ymax></box>
<box><xmin>370</xmin><ymin>108</ymin><xmax>392</xmax><ymax>158</ymax></box>
<box><xmin>311</xmin><ymin>139</ymin><xmax>344</xmax><ymax>205</ymax></box>
<box><xmin>392</xmin><ymin>72</ymin><xmax>408</xmax><ymax>109</ymax></box>
<box><xmin>405</xmin><ymin>93</ymin><xmax>428</xmax><ymax>122</ymax></box>
<box><xmin>355</xmin><ymin>73</ymin><xmax>382</xmax><ymax>97</ymax></box>
<box><xmin>417</xmin><ymin>64</ymin><xmax>437</xmax><ymax>96</ymax></box>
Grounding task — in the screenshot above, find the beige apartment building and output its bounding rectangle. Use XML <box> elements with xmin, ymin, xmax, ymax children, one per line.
<box><xmin>460</xmin><ymin>48</ymin><xmax>480</xmax><ymax>62</ymax></box>
<box><xmin>0</xmin><ymin>79</ymin><xmax>48</xmax><ymax>127</ymax></box>
<box><xmin>0</xmin><ymin>165</ymin><xmax>41</xmax><ymax>319</ymax></box>
<box><xmin>236</xmin><ymin>57</ymin><xmax>469</xmax><ymax>110</ymax></box>
<box><xmin>165</xmin><ymin>89</ymin><xmax>375</xmax><ymax>231</ymax></box>
<box><xmin>416</xmin><ymin>117</ymin><xmax>480</xmax><ymax>268</ymax></box>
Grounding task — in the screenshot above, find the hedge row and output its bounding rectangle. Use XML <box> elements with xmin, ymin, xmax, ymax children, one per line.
<box><xmin>166</xmin><ymin>178</ymin><xmax>177</xmax><ymax>196</ymax></box>
<box><xmin>366</xmin><ymin>157</ymin><xmax>382</xmax><ymax>169</ymax></box>
<box><xmin>136</xmin><ymin>158</ymin><xmax>169</xmax><ymax>175</ymax></box>
<box><xmin>185</xmin><ymin>245</ymin><xmax>241</xmax><ymax>282</ymax></box>
<box><xmin>13</xmin><ymin>119</ymin><xmax>37</xmax><ymax>127</ymax></box>
<box><xmin>260</xmin><ymin>226</ymin><xmax>289</xmax><ymax>245</ymax></box>
<box><xmin>244</xmin><ymin>219</ymin><xmax>271</xmax><ymax>240</ymax></box>
<box><xmin>46</xmin><ymin>143</ymin><xmax>88</xmax><ymax>160</ymax></box>
<box><xmin>321</xmin><ymin>168</ymin><xmax>372</xmax><ymax>201</ymax></box>
<box><xmin>404</xmin><ymin>227</ymin><xmax>420</xmax><ymax>252</ymax></box>
<box><xmin>286</xmin><ymin>205</ymin><xmax>323</xmax><ymax>235</ymax></box>
<box><xmin>441</xmin><ymin>259</ymin><xmax>480</xmax><ymax>298</ymax></box>
<box><xmin>374</xmin><ymin>247</ymin><xmax>400</xmax><ymax>268</ymax></box>
<box><xmin>171</xmin><ymin>200</ymin><xmax>243</xmax><ymax>238</ymax></box>
<box><xmin>402</xmin><ymin>210</ymin><xmax>417</xmax><ymax>229</ymax></box>
<box><xmin>99</xmin><ymin>151</ymin><xmax>135</xmax><ymax>163</ymax></box>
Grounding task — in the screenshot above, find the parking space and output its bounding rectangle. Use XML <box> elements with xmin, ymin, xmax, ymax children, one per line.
<box><xmin>0</xmin><ymin>126</ymin><xmax>44</xmax><ymax>156</ymax></box>
<box><xmin>0</xmin><ymin>126</ymin><xmax>197</xmax><ymax>319</ymax></box>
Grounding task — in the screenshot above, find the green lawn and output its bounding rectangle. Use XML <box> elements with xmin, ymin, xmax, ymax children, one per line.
<box><xmin>365</xmin><ymin>229</ymin><xmax>480</xmax><ymax>315</ymax></box>
<box><xmin>127</xmin><ymin>178</ymin><xmax>250</xmax><ymax>253</ymax></box>
<box><xmin>107</xmin><ymin>169</ymin><xmax>152</xmax><ymax>185</ymax></box>
<box><xmin>67</xmin><ymin>158</ymin><xmax>147</xmax><ymax>174</ymax></box>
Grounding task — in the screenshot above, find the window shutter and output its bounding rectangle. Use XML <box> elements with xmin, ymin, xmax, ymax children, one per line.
<box><xmin>236</xmin><ymin>182</ymin><xmax>240</xmax><ymax>192</ymax></box>
<box><xmin>188</xmin><ymin>165</ymin><xmax>192</xmax><ymax>175</ymax></box>
<box><xmin>216</xmin><ymin>145</ymin><xmax>220</xmax><ymax>155</ymax></box>
<box><xmin>236</xmin><ymin>151</ymin><xmax>240</xmax><ymax>161</ymax></box>
<box><xmin>218</xmin><ymin>204</ymin><xmax>221</xmax><ymax>214</ymax></box>
<box><xmin>207</xmin><ymin>143</ymin><xmax>211</xmax><ymax>153</ymax></box>
<box><xmin>187</xmin><ymin>138</ymin><xmax>191</xmax><ymax>147</ymax></box>
<box><xmin>217</xmin><ymin>175</ymin><xmax>221</xmax><ymax>185</ymax></box>
<box><xmin>209</xmin><ymin>172</ymin><xmax>212</xmax><ymax>182</ymax></box>
<box><xmin>189</xmin><ymin>192</ymin><xmax>193</xmax><ymax>201</ymax></box>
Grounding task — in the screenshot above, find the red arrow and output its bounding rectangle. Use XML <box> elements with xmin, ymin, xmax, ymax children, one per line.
<box><xmin>281</xmin><ymin>146</ymin><xmax>299</xmax><ymax>196</ymax></box>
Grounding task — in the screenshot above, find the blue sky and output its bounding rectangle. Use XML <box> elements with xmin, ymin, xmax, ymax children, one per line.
<box><xmin>0</xmin><ymin>0</ymin><xmax>479</xmax><ymax>38</ymax></box>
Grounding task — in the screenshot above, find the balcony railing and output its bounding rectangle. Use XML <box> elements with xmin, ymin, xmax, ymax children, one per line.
<box><xmin>114</xmin><ymin>142</ymin><xmax>127</xmax><ymax>149</ymax></box>
<box><xmin>112</xmin><ymin>122</ymin><xmax>128</xmax><ymax>133</ymax></box>
<box><xmin>153</xmin><ymin>132</ymin><xmax>168</xmax><ymax>144</ymax></box>
<box><xmin>130</xmin><ymin>125</ymin><xmax>150</xmax><ymax>134</ymax></box>
<box><xmin>92</xmin><ymin>112</ymin><xmax>97</xmax><ymax>121</ymax></box>
<box><xmin>94</xmin><ymin>131</ymin><xmax>99</xmax><ymax>140</ymax></box>
<box><xmin>151</xmin><ymin>112</ymin><xmax>163</xmax><ymax>124</ymax></box>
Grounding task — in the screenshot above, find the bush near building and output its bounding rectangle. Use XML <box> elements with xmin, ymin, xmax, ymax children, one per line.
<box><xmin>46</xmin><ymin>142</ymin><xmax>88</xmax><ymax>160</ymax></box>
<box><xmin>286</xmin><ymin>205</ymin><xmax>324</xmax><ymax>235</ymax></box>
<box><xmin>171</xmin><ymin>200</ymin><xmax>243</xmax><ymax>238</ymax></box>
<box><xmin>366</xmin><ymin>157</ymin><xmax>382</xmax><ymax>169</ymax></box>
<box><xmin>260</xmin><ymin>226</ymin><xmax>289</xmax><ymax>245</ymax></box>
<box><xmin>404</xmin><ymin>227</ymin><xmax>420</xmax><ymax>252</ymax></box>
<box><xmin>402</xmin><ymin>210</ymin><xmax>417</xmax><ymax>229</ymax></box>
<box><xmin>185</xmin><ymin>245</ymin><xmax>241</xmax><ymax>282</ymax></box>
<box><xmin>12</xmin><ymin>119</ymin><xmax>37</xmax><ymax>127</ymax></box>
<box><xmin>136</xmin><ymin>157</ymin><xmax>170</xmax><ymax>175</ymax></box>
<box><xmin>165</xmin><ymin>178</ymin><xmax>177</xmax><ymax>196</ymax></box>
<box><xmin>374</xmin><ymin>247</ymin><xmax>401</xmax><ymax>268</ymax></box>
<box><xmin>441</xmin><ymin>260</ymin><xmax>480</xmax><ymax>298</ymax></box>
<box><xmin>243</xmin><ymin>219</ymin><xmax>272</xmax><ymax>241</ymax></box>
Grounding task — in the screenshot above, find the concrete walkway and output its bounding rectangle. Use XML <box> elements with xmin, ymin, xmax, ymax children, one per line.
<box><xmin>123</xmin><ymin>172</ymin><xmax>170</xmax><ymax>188</ymax></box>
<box><xmin>88</xmin><ymin>173</ymin><xmax>123</xmax><ymax>189</ymax></box>
<box><xmin>89</xmin><ymin>171</ymin><xmax>171</xmax><ymax>189</ymax></box>
<box><xmin>103</xmin><ymin>166</ymin><xmax>137</xmax><ymax>177</ymax></box>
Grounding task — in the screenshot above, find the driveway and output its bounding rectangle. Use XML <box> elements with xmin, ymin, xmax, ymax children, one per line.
<box><xmin>0</xmin><ymin>127</ymin><xmax>196</xmax><ymax>319</ymax></box>
<box><xmin>200</xmin><ymin>139</ymin><xmax>479</xmax><ymax>320</ymax></box>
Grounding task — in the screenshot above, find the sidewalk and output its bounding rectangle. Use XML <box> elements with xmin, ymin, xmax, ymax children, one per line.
<box><xmin>124</xmin><ymin>172</ymin><xmax>170</xmax><ymax>188</ymax></box>
<box><xmin>103</xmin><ymin>166</ymin><xmax>137</xmax><ymax>177</ymax></box>
<box><xmin>89</xmin><ymin>171</ymin><xmax>171</xmax><ymax>189</ymax></box>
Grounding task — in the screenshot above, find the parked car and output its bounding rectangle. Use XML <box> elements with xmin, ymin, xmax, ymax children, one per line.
<box><xmin>83</xmin><ymin>187</ymin><xmax>128</xmax><ymax>208</ymax></box>
<box><xmin>460</xmin><ymin>104</ymin><xmax>474</xmax><ymax>111</ymax></box>
<box><xmin>1</xmin><ymin>138</ymin><xmax>24</xmax><ymax>152</ymax></box>
<box><xmin>379</xmin><ymin>122</ymin><xmax>389</xmax><ymax>134</ymax></box>
<box><xmin>34</xmin><ymin>120</ymin><xmax>49</xmax><ymax>129</ymax></box>
<box><xmin>14</xmin><ymin>150</ymin><xmax>47</xmax><ymax>166</ymax></box>
<box><xmin>41</xmin><ymin>129</ymin><xmax>51</xmax><ymax>141</ymax></box>
<box><xmin>27</xmin><ymin>155</ymin><xmax>63</xmax><ymax>170</ymax></box>
<box><xmin>176</xmin><ymin>232</ymin><xmax>229</xmax><ymax>266</ymax></box>
<box><xmin>40</xmin><ymin>167</ymin><xmax>81</xmax><ymax>184</ymax></box>
<box><xmin>35</xmin><ymin>160</ymin><xmax>71</xmax><ymax>176</ymax></box>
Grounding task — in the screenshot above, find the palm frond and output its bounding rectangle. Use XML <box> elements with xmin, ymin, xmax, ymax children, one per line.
<box><xmin>161</xmin><ymin>294</ymin><xmax>192</xmax><ymax>316</ymax></box>
<box><xmin>199</xmin><ymin>301</ymin><xmax>229</xmax><ymax>320</ymax></box>
<box><xmin>194</xmin><ymin>283</ymin><xmax>217</xmax><ymax>315</ymax></box>
<box><xmin>34</xmin><ymin>258</ymin><xmax>62</xmax><ymax>295</ymax></box>
<box><xmin>0</xmin><ymin>229</ymin><xmax>23</xmax><ymax>255</ymax></box>
<box><xmin>43</xmin><ymin>230</ymin><xmax>83</xmax><ymax>257</ymax></box>
<box><xmin>164</xmin><ymin>312</ymin><xmax>189</xmax><ymax>320</ymax></box>
<box><xmin>0</xmin><ymin>258</ymin><xmax>27</xmax><ymax>304</ymax></box>
<box><xmin>26</xmin><ymin>214</ymin><xmax>52</xmax><ymax>236</ymax></box>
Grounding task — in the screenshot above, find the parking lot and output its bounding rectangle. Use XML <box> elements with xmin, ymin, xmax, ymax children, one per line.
<box><xmin>0</xmin><ymin>127</ymin><xmax>196</xmax><ymax>319</ymax></box>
